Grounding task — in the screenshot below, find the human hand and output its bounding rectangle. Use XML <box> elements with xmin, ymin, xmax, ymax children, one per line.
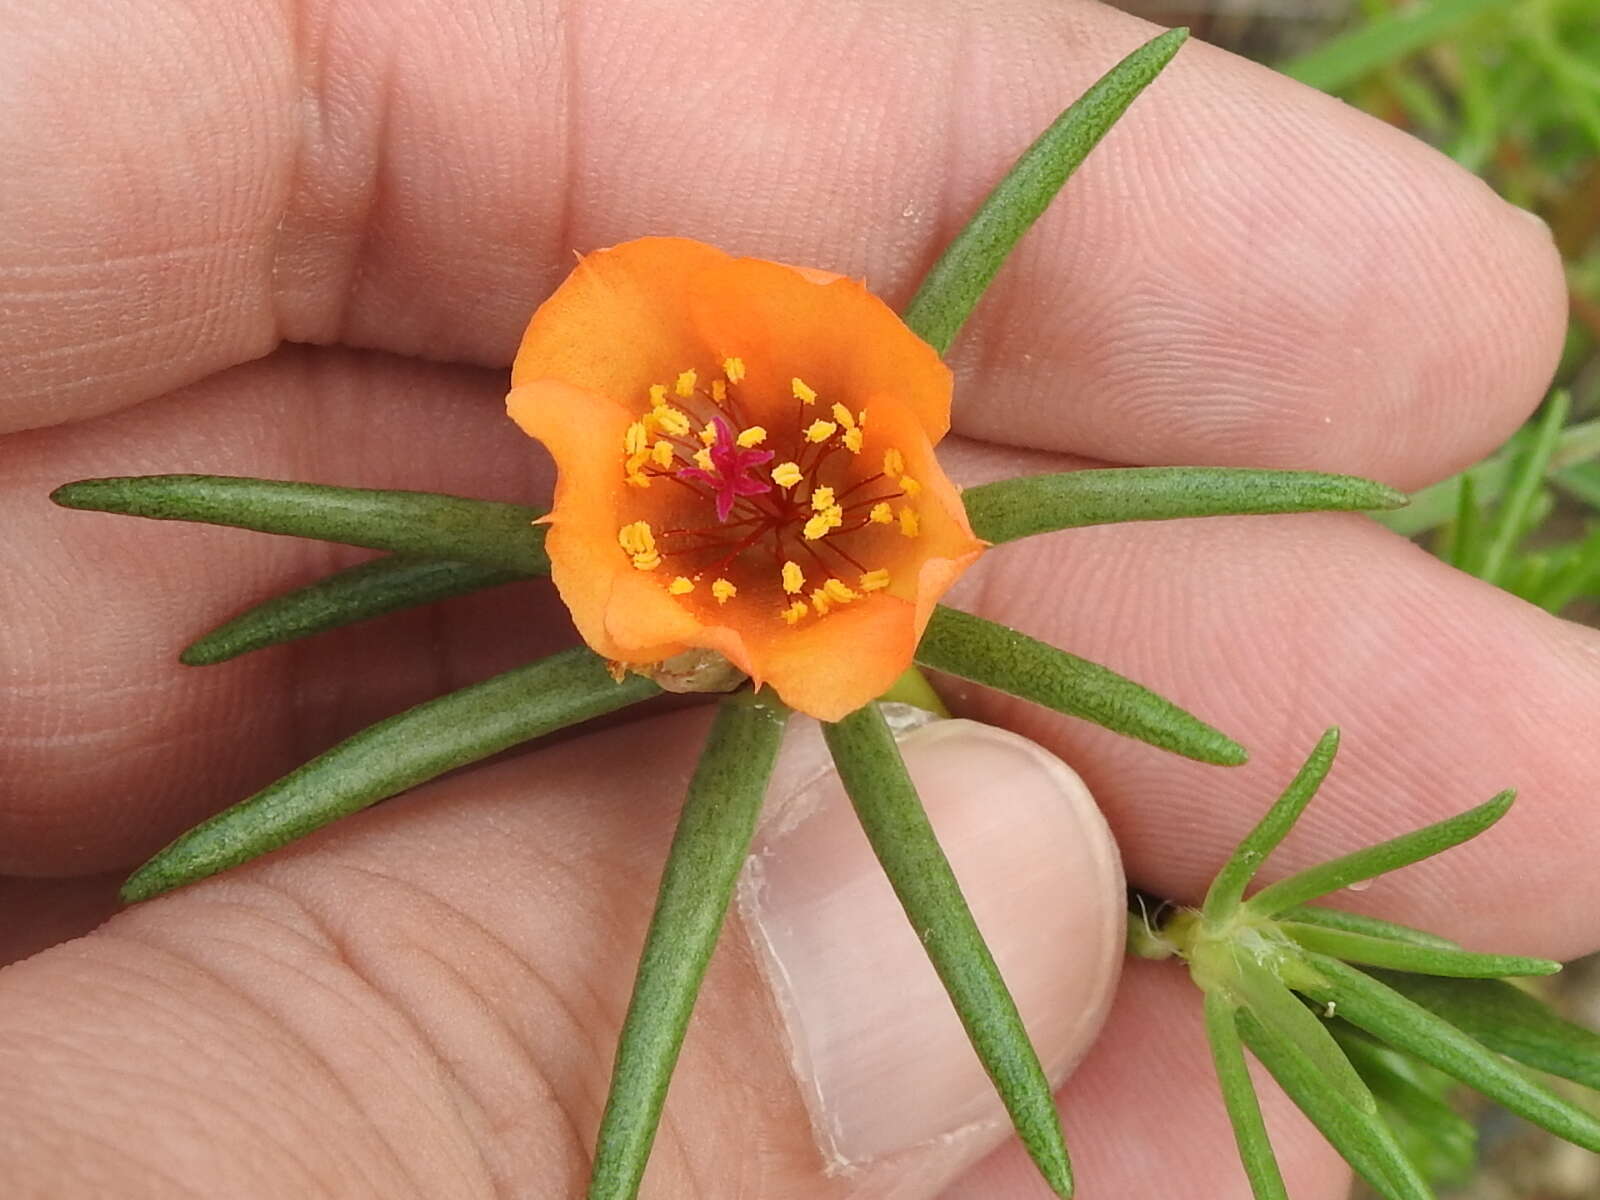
<box><xmin>1</xmin><ymin>1</ymin><xmax>1588</xmax><ymax>1196</ymax></box>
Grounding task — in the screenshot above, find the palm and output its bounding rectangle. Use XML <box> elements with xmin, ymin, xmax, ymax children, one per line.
<box><xmin>1</xmin><ymin>1</ymin><xmax>1589</xmax><ymax>1196</ymax></box>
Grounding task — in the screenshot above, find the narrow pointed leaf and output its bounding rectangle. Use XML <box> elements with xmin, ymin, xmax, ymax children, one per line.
<box><xmin>1278</xmin><ymin>0</ymin><xmax>1511</xmax><ymax>92</ymax></box>
<box><xmin>824</xmin><ymin>703</ymin><xmax>1072</xmax><ymax>1197</ymax></box>
<box><xmin>1244</xmin><ymin>791</ymin><xmax>1514</xmax><ymax>917</ymax></box>
<box><xmin>915</xmin><ymin>606</ymin><xmax>1246</xmax><ymax>765</ymax></box>
<box><xmin>1479</xmin><ymin>390</ymin><xmax>1570</xmax><ymax>585</ymax></box>
<box><xmin>1203</xmin><ymin>728</ymin><xmax>1339</xmax><ymax>921</ymax></box>
<box><xmin>1280</xmin><ymin>922</ymin><xmax>1559</xmax><ymax>979</ymax></box>
<box><xmin>963</xmin><ymin>468</ymin><xmax>1405</xmax><ymax>546</ymax></box>
<box><xmin>1298</xmin><ymin>956</ymin><xmax>1600</xmax><ymax>1154</ymax></box>
<box><xmin>1235</xmin><ymin>1009</ymin><xmax>1433</xmax><ymax>1200</ymax></box>
<box><xmin>1203</xmin><ymin>993</ymin><xmax>1288</xmax><ymax>1200</ymax></box>
<box><xmin>1447</xmin><ymin>472</ymin><xmax>1484</xmax><ymax>574</ymax></box>
<box><xmin>901</xmin><ymin>27</ymin><xmax>1187</xmax><ymax>354</ymax></box>
<box><xmin>1279</xmin><ymin>906</ymin><xmax>1460</xmax><ymax>952</ymax></box>
<box><xmin>181</xmin><ymin>556</ymin><xmax>524</xmax><ymax>665</ymax></box>
<box><xmin>122</xmin><ymin>648</ymin><xmax>657</xmax><ymax>901</ymax></box>
<box><xmin>52</xmin><ymin>475</ymin><xmax>549</xmax><ymax>573</ymax></box>
<box><xmin>1371</xmin><ymin>970</ymin><xmax>1600</xmax><ymax>1091</ymax></box>
<box><xmin>1227</xmin><ymin>955</ymin><xmax>1375</xmax><ymax>1115</ymax></box>
<box><xmin>588</xmin><ymin>691</ymin><xmax>788</xmax><ymax>1200</ymax></box>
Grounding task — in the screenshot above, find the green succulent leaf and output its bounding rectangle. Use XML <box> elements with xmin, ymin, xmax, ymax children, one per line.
<box><xmin>1204</xmin><ymin>993</ymin><xmax>1289</xmax><ymax>1200</ymax></box>
<box><xmin>1203</xmin><ymin>728</ymin><xmax>1340</xmax><ymax>921</ymax></box>
<box><xmin>964</xmin><ymin>469</ymin><xmax>1405</xmax><ymax>546</ymax></box>
<box><xmin>588</xmin><ymin>691</ymin><xmax>788</xmax><ymax>1200</ymax></box>
<box><xmin>1280</xmin><ymin>922</ymin><xmax>1559</xmax><ymax>979</ymax></box>
<box><xmin>1278</xmin><ymin>905</ymin><xmax>1461</xmax><ymax>952</ymax></box>
<box><xmin>824</xmin><ymin>703</ymin><xmax>1072</xmax><ymax>1198</ymax></box>
<box><xmin>121</xmin><ymin>648</ymin><xmax>657</xmax><ymax>901</ymax></box>
<box><xmin>52</xmin><ymin>474</ymin><xmax>549</xmax><ymax>574</ymax></box>
<box><xmin>1243</xmin><ymin>791</ymin><xmax>1514</xmax><ymax>918</ymax></box>
<box><xmin>181</xmin><ymin>556</ymin><xmax>526</xmax><ymax>665</ymax></box>
<box><xmin>1297</xmin><ymin>956</ymin><xmax>1600</xmax><ymax>1155</ymax></box>
<box><xmin>915</xmin><ymin>606</ymin><xmax>1246</xmax><ymax>766</ymax></box>
<box><xmin>1329</xmin><ymin>1023</ymin><xmax>1477</xmax><ymax>1190</ymax></box>
<box><xmin>1371</xmin><ymin>970</ymin><xmax>1600</xmax><ymax>1092</ymax></box>
<box><xmin>901</xmin><ymin>27</ymin><xmax>1188</xmax><ymax>355</ymax></box>
<box><xmin>1235</xmin><ymin>1008</ymin><xmax>1433</xmax><ymax>1200</ymax></box>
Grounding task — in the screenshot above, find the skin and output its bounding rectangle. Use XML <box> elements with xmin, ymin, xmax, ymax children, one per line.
<box><xmin>0</xmin><ymin>0</ymin><xmax>1587</xmax><ymax>1195</ymax></box>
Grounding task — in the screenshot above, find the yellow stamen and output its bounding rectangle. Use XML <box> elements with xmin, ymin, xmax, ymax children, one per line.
<box><xmin>668</xmin><ymin>576</ymin><xmax>695</xmax><ymax>595</ymax></box>
<box><xmin>699</xmin><ymin>421</ymin><xmax>718</xmax><ymax>446</ymax></box>
<box><xmin>869</xmin><ymin>502</ymin><xmax>894</xmax><ymax>524</ymax></box>
<box><xmin>899</xmin><ymin>507</ymin><xmax>920</xmax><ymax>537</ymax></box>
<box><xmin>792</xmin><ymin>377</ymin><xmax>817</xmax><ymax>404</ymax></box>
<box><xmin>900</xmin><ymin>476</ymin><xmax>922</xmax><ymax>497</ymax></box>
<box><xmin>693</xmin><ymin>447</ymin><xmax>714</xmax><ymax>472</ymax></box>
<box><xmin>711</xmin><ymin>379</ymin><xmax>727</xmax><ymax>403</ymax></box>
<box><xmin>810</xmin><ymin>588</ymin><xmax>832</xmax><ymax>616</ymax></box>
<box><xmin>805</xmin><ymin>420</ymin><xmax>837</xmax><ymax>444</ymax></box>
<box><xmin>624</xmin><ymin>451</ymin><xmax>653</xmax><ymax>488</ymax></box>
<box><xmin>675</xmin><ymin>369</ymin><xmax>697</xmax><ymax>398</ymax></box>
<box><xmin>648</xmin><ymin>384</ymin><xmax>668</xmax><ymax>408</ymax></box>
<box><xmin>619</xmin><ymin>521</ymin><xmax>656</xmax><ymax>555</ymax></box>
<box><xmin>772</xmin><ymin>461</ymin><xmax>803</xmax><ymax>488</ymax></box>
<box><xmin>711</xmin><ymin>578</ymin><xmax>737</xmax><ymax>604</ymax></box>
<box><xmin>781</xmin><ymin>600</ymin><xmax>809</xmax><ymax>625</ymax></box>
<box><xmin>823</xmin><ymin>578</ymin><xmax>858</xmax><ymax>604</ymax></box>
<box><xmin>830</xmin><ymin>402</ymin><xmax>855</xmax><ymax>429</ymax></box>
<box><xmin>883</xmin><ymin>448</ymin><xmax>905</xmax><ymax>478</ymax></box>
<box><xmin>624</xmin><ymin>422</ymin><xmax>649</xmax><ymax>455</ymax></box>
<box><xmin>651</xmin><ymin>440</ymin><xmax>675</xmax><ymax>468</ymax></box>
<box><xmin>843</xmin><ymin>427</ymin><xmax>864</xmax><ymax>454</ymax></box>
<box><xmin>737</xmin><ymin>425</ymin><xmax>767</xmax><ymax>448</ymax></box>
<box><xmin>632</xmin><ymin>551</ymin><xmax>661</xmax><ymax>570</ymax></box>
<box><xmin>810</xmin><ymin>485</ymin><xmax>835</xmax><ymax>511</ymax></box>
<box><xmin>860</xmin><ymin>569</ymin><xmax>891</xmax><ymax>591</ymax></box>
<box><xmin>656</xmin><ymin>406</ymin><xmax>691</xmax><ymax>437</ymax></box>
<box><xmin>781</xmin><ymin>561</ymin><xmax>805</xmax><ymax>594</ymax></box>
<box><xmin>723</xmin><ymin>357</ymin><xmax>746</xmax><ymax>383</ymax></box>
<box><xmin>857</xmin><ymin>409</ymin><xmax>868</xmax><ymax>428</ymax></box>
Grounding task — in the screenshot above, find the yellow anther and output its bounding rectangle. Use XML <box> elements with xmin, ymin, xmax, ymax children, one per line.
<box><xmin>830</xmin><ymin>402</ymin><xmax>855</xmax><ymax>429</ymax></box>
<box><xmin>823</xmin><ymin>578</ymin><xmax>858</xmax><ymax>604</ymax></box>
<box><xmin>624</xmin><ymin>422</ymin><xmax>650</xmax><ymax>455</ymax></box>
<box><xmin>781</xmin><ymin>560</ymin><xmax>805</xmax><ymax>594</ymax></box>
<box><xmin>656</xmin><ymin>406</ymin><xmax>691</xmax><ymax>437</ymax></box>
<box><xmin>899</xmin><ymin>506</ymin><xmax>920</xmax><ymax>537</ymax></box>
<box><xmin>869</xmin><ymin>502</ymin><xmax>894</xmax><ymax>524</ymax></box>
<box><xmin>792</xmin><ymin>376</ymin><xmax>817</xmax><ymax>404</ymax></box>
<box><xmin>805</xmin><ymin>420</ymin><xmax>837</xmax><ymax>443</ymax></box>
<box><xmin>711</xmin><ymin>379</ymin><xmax>727</xmax><ymax>403</ymax></box>
<box><xmin>771</xmin><ymin>461</ymin><xmax>803</xmax><ymax>488</ymax></box>
<box><xmin>883</xmin><ymin>448</ymin><xmax>905</xmax><ymax>478</ymax></box>
<box><xmin>711</xmin><ymin>578</ymin><xmax>737</xmax><ymax>604</ymax></box>
<box><xmin>675</xmin><ymin>369</ymin><xmax>698</xmax><ymax>398</ymax></box>
<box><xmin>810</xmin><ymin>588</ymin><xmax>832</xmax><ymax>616</ymax></box>
<box><xmin>859</xmin><ymin>569</ymin><xmax>891</xmax><ymax>592</ymax></box>
<box><xmin>736</xmin><ymin>425</ymin><xmax>767</xmax><ymax>448</ymax></box>
<box><xmin>618</xmin><ymin>521</ymin><xmax>656</xmax><ymax>555</ymax></box>
<box><xmin>803</xmin><ymin>512</ymin><xmax>833</xmax><ymax>541</ymax></box>
<box><xmin>899</xmin><ymin>476</ymin><xmax>922</xmax><ymax>497</ymax></box>
<box><xmin>693</xmin><ymin>447</ymin><xmax>714</xmax><ymax>472</ymax></box>
<box><xmin>810</xmin><ymin>485</ymin><xmax>835</xmax><ymax>511</ymax></box>
<box><xmin>648</xmin><ymin>383</ymin><xmax>668</xmax><ymax>408</ymax></box>
<box><xmin>843</xmin><ymin>427</ymin><xmax>864</xmax><ymax>454</ymax></box>
<box><xmin>632</xmin><ymin>550</ymin><xmax>661</xmax><ymax>571</ymax></box>
<box><xmin>668</xmin><ymin>576</ymin><xmax>695</xmax><ymax>595</ymax></box>
<box><xmin>723</xmin><ymin>357</ymin><xmax>746</xmax><ymax>383</ymax></box>
<box><xmin>651</xmin><ymin>440</ymin><xmax>675</xmax><ymax>468</ymax></box>
<box><xmin>781</xmin><ymin>600</ymin><xmax>809</xmax><ymax>625</ymax></box>
<box><xmin>624</xmin><ymin>451</ymin><xmax>653</xmax><ymax>488</ymax></box>
<box><xmin>699</xmin><ymin>421</ymin><xmax>718</xmax><ymax>446</ymax></box>
<box><xmin>857</xmin><ymin>409</ymin><xmax>868</xmax><ymax>428</ymax></box>
<box><xmin>624</xmin><ymin>471</ymin><xmax>651</xmax><ymax>489</ymax></box>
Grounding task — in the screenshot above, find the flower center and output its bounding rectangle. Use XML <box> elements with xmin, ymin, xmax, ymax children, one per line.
<box><xmin>613</xmin><ymin>358</ymin><xmax>923</xmax><ymax>624</ymax></box>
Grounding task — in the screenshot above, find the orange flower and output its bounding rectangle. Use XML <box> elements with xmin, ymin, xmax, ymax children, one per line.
<box><xmin>506</xmin><ymin>237</ymin><xmax>984</xmax><ymax>721</ymax></box>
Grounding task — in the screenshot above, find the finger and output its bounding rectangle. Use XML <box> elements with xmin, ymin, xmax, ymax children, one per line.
<box><xmin>941</xmin><ymin>963</ymin><xmax>1349</xmax><ymax>1199</ymax></box>
<box><xmin>0</xmin><ymin>712</ymin><xmax>1125</xmax><ymax>1199</ymax></box>
<box><xmin>937</xmin><ymin>446</ymin><xmax>1600</xmax><ymax>960</ymax></box>
<box><xmin>3</xmin><ymin>0</ymin><xmax>1560</xmax><ymax>486</ymax></box>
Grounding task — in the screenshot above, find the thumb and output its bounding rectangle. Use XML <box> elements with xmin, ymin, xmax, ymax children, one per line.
<box><xmin>0</xmin><ymin>709</ymin><xmax>1123</xmax><ymax>1199</ymax></box>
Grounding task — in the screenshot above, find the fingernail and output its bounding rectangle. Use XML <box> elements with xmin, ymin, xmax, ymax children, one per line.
<box><xmin>739</xmin><ymin>718</ymin><xmax>1125</xmax><ymax>1168</ymax></box>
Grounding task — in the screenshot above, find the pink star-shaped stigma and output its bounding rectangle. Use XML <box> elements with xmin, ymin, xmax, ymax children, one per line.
<box><xmin>677</xmin><ymin>417</ymin><xmax>775</xmax><ymax>522</ymax></box>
